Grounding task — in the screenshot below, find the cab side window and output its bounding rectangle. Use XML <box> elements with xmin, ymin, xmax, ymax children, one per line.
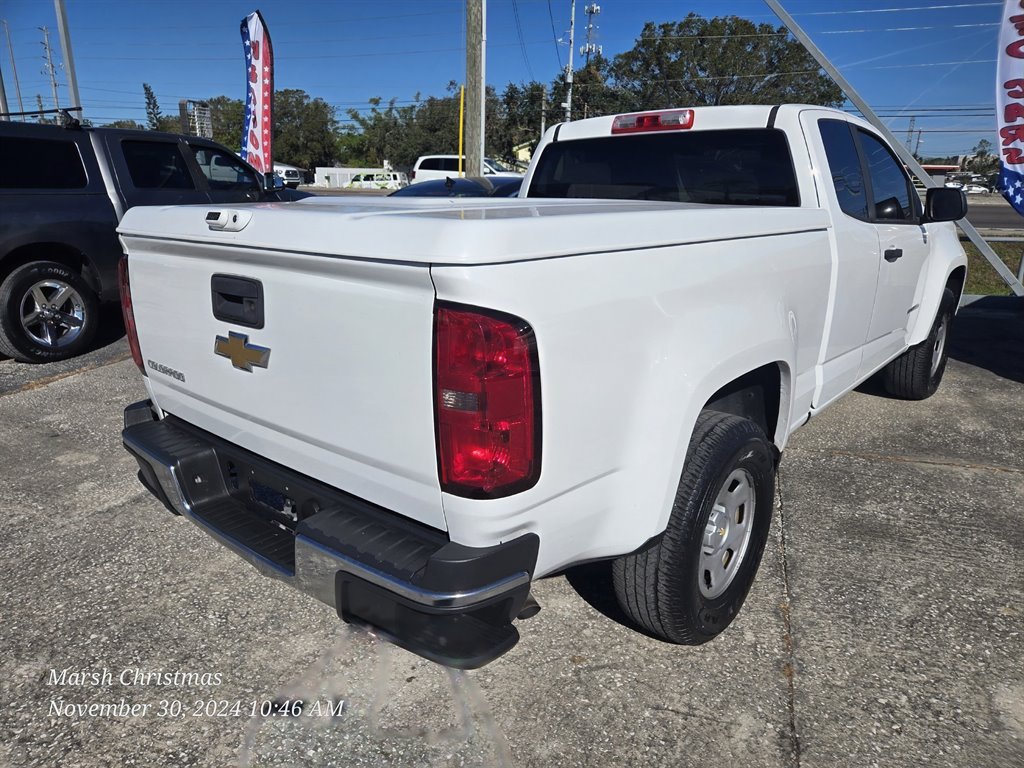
<box><xmin>857</xmin><ymin>130</ymin><xmax>916</xmax><ymax>222</ymax></box>
<box><xmin>819</xmin><ymin>119</ymin><xmax>868</xmax><ymax>221</ymax></box>
<box><xmin>190</xmin><ymin>146</ymin><xmax>260</xmax><ymax>192</ymax></box>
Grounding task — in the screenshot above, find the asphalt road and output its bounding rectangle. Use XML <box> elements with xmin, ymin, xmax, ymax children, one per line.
<box><xmin>965</xmin><ymin>195</ymin><xmax>1024</xmax><ymax>230</ymax></box>
<box><xmin>0</xmin><ymin>302</ymin><xmax>1022</xmax><ymax>768</ymax></box>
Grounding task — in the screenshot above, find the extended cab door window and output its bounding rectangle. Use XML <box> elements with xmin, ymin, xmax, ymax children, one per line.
<box><xmin>189</xmin><ymin>145</ymin><xmax>261</xmax><ymax>202</ymax></box>
<box><xmin>818</xmin><ymin>119</ymin><xmax>869</xmax><ymax>220</ymax></box>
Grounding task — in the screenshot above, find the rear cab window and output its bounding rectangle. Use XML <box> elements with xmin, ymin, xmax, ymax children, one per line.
<box><xmin>121</xmin><ymin>140</ymin><xmax>195</xmax><ymax>190</ymax></box>
<box><xmin>528</xmin><ymin>129</ymin><xmax>800</xmax><ymax>206</ymax></box>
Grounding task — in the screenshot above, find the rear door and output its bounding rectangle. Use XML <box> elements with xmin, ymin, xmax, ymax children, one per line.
<box><xmin>103</xmin><ymin>133</ymin><xmax>211</xmax><ymax>208</ymax></box>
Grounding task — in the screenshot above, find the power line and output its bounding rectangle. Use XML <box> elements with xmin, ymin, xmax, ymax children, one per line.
<box><xmin>795</xmin><ymin>3</ymin><xmax>1000</xmax><ymax>15</ymax></box>
<box><xmin>546</xmin><ymin>0</ymin><xmax>563</xmax><ymax>71</ymax></box>
<box><xmin>511</xmin><ymin>0</ymin><xmax>535</xmax><ymax>81</ymax></box>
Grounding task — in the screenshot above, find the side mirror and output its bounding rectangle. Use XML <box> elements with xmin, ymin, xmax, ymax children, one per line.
<box><xmin>923</xmin><ymin>187</ymin><xmax>967</xmax><ymax>223</ymax></box>
<box><xmin>263</xmin><ymin>171</ymin><xmax>285</xmax><ymax>193</ymax></box>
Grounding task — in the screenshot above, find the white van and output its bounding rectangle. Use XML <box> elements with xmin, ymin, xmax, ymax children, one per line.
<box><xmin>346</xmin><ymin>171</ymin><xmax>408</xmax><ymax>190</ymax></box>
<box><xmin>409</xmin><ymin>155</ymin><xmax>522</xmax><ymax>184</ymax></box>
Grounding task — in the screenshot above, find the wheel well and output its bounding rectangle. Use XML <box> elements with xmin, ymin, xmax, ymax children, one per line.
<box><xmin>0</xmin><ymin>243</ymin><xmax>100</xmax><ymax>295</ymax></box>
<box><xmin>946</xmin><ymin>266</ymin><xmax>967</xmax><ymax>306</ymax></box>
<box><xmin>704</xmin><ymin>364</ymin><xmax>782</xmax><ymax>444</ymax></box>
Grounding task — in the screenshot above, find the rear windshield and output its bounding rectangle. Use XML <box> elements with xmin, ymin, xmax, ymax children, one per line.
<box><xmin>528</xmin><ymin>128</ymin><xmax>799</xmax><ymax>206</ymax></box>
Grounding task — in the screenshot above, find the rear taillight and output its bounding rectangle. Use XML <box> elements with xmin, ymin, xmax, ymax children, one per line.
<box><xmin>118</xmin><ymin>256</ymin><xmax>144</xmax><ymax>374</ymax></box>
<box><xmin>611</xmin><ymin>108</ymin><xmax>694</xmax><ymax>134</ymax></box>
<box><xmin>434</xmin><ymin>304</ymin><xmax>541</xmax><ymax>498</ymax></box>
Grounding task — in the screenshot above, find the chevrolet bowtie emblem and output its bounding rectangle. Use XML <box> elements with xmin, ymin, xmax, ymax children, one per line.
<box><xmin>214</xmin><ymin>331</ymin><xmax>270</xmax><ymax>372</ymax></box>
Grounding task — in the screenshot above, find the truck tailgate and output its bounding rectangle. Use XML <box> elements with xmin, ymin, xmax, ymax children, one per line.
<box><xmin>119</xmin><ymin>226</ymin><xmax>445</xmax><ymax>531</ymax></box>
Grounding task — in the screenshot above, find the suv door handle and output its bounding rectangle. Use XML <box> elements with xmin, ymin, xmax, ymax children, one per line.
<box><xmin>884</xmin><ymin>248</ymin><xmax>903</xmax><ymax>262</ymax></box>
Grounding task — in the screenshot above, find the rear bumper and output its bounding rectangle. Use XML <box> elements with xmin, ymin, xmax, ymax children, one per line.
<box><xmin>122</xmin><ymin>400</ymin><xmax>538</xmax><ymax>669</ymax></box>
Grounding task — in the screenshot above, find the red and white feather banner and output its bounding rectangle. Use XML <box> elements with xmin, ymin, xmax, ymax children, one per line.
<box><xmin>240</xmin><ymin>10</ymin><xmax>273</xmax><ymax>173</ymax></box>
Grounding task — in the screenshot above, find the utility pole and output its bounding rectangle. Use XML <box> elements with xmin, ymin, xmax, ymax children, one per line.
<box><xmin>540</xmin><ymin>84</ymin><xmax>546</xmax><ymax>138</ymax></box>
<box><xmin>581</xmin><ymin>3</ymin><xmax>601</xmax><ymax>67</ymax></box>
<box><xmin>40</xmin><ymin>26</ymin><xmax>59</xmax><ymax>110</ymax></box>
<box><xmin>562</xmin><ymin>0</ymin><xmax>576</xmax><ymax>122</ymax></box>
<box><xmin>54</xmin><ymin>0</ymin><xmax>81</xmax><ymax>115</ymax></box>
<box><xmin>465</xmin><ymin>0</ymin><xmax>485</xmax><ymax>176</ymax></box>
<box><xmin>3</xmin><ymin>20</ymin><xmax>26</xmax><ymax>118</ymax></box>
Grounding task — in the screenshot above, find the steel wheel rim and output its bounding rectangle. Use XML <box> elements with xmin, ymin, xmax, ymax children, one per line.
<box><xmin>931</xmin><ymin>316</ymin><xmax>948</xmax><ymax>377</ymax></box>
<box><xmin>700</xmin><ymin>468</ymin><xmax>756</xmax><ymax>599</ymax></box>
<box><xmin>19</xmin><ymin>279</ymin><xmax>86</xmax><ymax>348</ymax></box>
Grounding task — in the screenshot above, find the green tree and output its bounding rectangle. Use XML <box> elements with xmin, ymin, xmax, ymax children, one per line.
<box><xmin>103</xmin><ymin>119</ymin><xmax>146</xmax><ymax>130</ymax></box>
<box><xmin>143</xmin><ymin>83</ymin><xmax>162</xmax><ymax>130</ymax></box>
<box><xmin>610</xmin><ymin>14</ymin><xmax>843</xmax><ymax>109</ymax></box>
<box><xmin>207</xmin><ymin>95</ymin><xmax>245</xmax><ymax>151</ymax></box>
<box><xmin>272</xmin><ymin>89</ymin><xmax>339</xmax><ymax>169</ymax></box>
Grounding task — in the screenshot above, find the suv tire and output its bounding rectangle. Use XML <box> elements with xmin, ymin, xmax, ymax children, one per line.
<box><xmin>0</xmin><ymin>260</ymin><xmax>100</xmax><ymax>363</ymax></box>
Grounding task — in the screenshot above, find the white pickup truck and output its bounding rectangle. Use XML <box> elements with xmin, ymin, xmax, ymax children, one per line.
<box><xmin>118</xmin><ymin>105</ymin><xmax>968</xmax><ymax>669</ymax></box>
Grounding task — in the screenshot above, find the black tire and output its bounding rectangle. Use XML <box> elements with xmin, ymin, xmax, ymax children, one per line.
<box><xmin>882</xmin><ymin>287</ymin><xmax>956</xmax><ymax>400</ymax></box>
<box><xmin>0</xmin><ymin>260</ymin><xmax>100</xmax><ymax>363</ymax></box>
<box><xmin>612</xmin><ymin>410</ymin><xmax>776</xmax><ymax>645</ymax></box>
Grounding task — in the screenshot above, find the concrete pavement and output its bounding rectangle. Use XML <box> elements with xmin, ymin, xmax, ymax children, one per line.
<box><xmin>0</xmin><ymin>301</ymin><xmax>1021</xmax><ymax>767</ymax></box>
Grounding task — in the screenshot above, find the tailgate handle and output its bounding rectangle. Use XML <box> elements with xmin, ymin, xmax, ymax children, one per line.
<box><xmin>211</xmin><ymin>275</ymin><xmax>264</xmax><ymax>329</ymax></box>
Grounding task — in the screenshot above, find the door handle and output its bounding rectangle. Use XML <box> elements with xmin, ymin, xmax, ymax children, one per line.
<box><xmin>211</xmin><ymin>275</ymin><xmax>264</xmax><ymax>329</ymax></box>
<box><xmin>884</xmin><ymin>248</ymin><xmax>903</xmax><ymax>262</ymax></box>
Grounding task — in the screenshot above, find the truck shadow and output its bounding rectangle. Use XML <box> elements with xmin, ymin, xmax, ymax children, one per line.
<box><xmin>857</xmin><ymin>296</ymin><xmax>1024</xmax><ymax>394</ymax></box>
<box><xmin>561</xmin><ymin>561</ymin><xmax>664</xmax><ymax>642</ymax></box>
<box><xmin>946</xmin><ymin>297</ymin><xmax>1024</xmax><ymax>384</ymax></box>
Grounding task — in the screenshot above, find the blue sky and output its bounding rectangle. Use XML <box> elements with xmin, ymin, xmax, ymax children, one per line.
<box><xmin>0</xmin><ymin>0</ymin><xmax>1003</xmax><ymax>157</ymax></box>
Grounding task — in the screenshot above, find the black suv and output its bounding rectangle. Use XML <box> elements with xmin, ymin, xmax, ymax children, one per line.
<box><xmin>0</xmin><ymin>120</ymin><xmax>305</xmax><ymax>363</ymax></box>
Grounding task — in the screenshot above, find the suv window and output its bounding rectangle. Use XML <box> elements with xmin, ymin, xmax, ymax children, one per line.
<box><xmin>190</xmin><ymin>146</ymin><xmax>260</xmax><ymax>192</ymax></box>
<box><xmin>0</xmin><ymin>137</ymin><xmax>87</xmax><ymax>189</ymax></box>
<box><xmin>122</xmin><ymin>140</ymin><xmax>195</xmax><ymax>189</ymax></box>
<box><xmin>528</xmin><ymin>129</ymin><xmax>799</xmax><ymax>206</ymax></box>
<box><xmin>420</xmin><ymin>158</ymin><xmax>442</xmax><ymax>171</ymax></box>
<box><xmin>857</xmin><ymin>129</ymin><xmax>916</xmax><ymax>221</ymax></box>
<box><xmin>819</xmin><ymin>119</ymin><xmax>868</xmax><ymax>221</ymax></box>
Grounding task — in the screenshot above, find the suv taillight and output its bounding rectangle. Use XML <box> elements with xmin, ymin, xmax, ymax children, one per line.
<box><xmin>434</xmin><ymin>304</ymin><xmax>540</xmax><ymax>498</ymax></box>
<box><xmin>118</xmin><ymin>256</ymin><xmax>145</xmax><ymax>374</ymax></box>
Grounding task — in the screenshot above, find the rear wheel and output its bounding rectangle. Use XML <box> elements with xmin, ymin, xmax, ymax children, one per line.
<box><xmin>0</xmin><ymin>260</ymin><xmax>99</xmax><ymax>363</ymax></box>
<box><xmin>882</xmin><ymin>287</ymin><xmax>956</xmax><ymax>400</ymax></box>
<box><xmin>612</xmin><ymin>410</ymin><xmax>776</xmax><ymax>644</ymax></box>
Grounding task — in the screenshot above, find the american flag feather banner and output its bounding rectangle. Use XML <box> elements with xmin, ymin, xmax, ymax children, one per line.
<box><xmin>240</xmin><ymin>10</ymin><xmax>273</xmax><ymax>173</ymax></box>
<box><xmin>997</xmin><ymin>0</ymin><xmax>1024</xmax><ymax>214</ymax></box>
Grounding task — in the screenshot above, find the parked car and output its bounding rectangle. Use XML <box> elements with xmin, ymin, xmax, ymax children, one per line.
<box><xmin>409</xmin><ymin>154</ymin><xmax>522</xmax><ymax>184</ymax></box>
<box><xmin>0</xmin><ymin>119</ymin><xmax>308</xmax><ymax>363</ymax></box>
<box><xmin>962</xmin><ymin>184</ymin><xmax>991</xmax><ymax>195</ymax></box>
<box><xmin>389</xmin><ymin>175</ymin><xmax>522</xmax><ymax>198</ymax></box>
<box><xmin>273</xmin><ymin>162</ymin><xmax>303</xmax><ymax>189</ymax></box>
<box><xmin>346</xmin><ymin>171</ymin><xmax>408</xmax><ymax>190</ymax></box>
